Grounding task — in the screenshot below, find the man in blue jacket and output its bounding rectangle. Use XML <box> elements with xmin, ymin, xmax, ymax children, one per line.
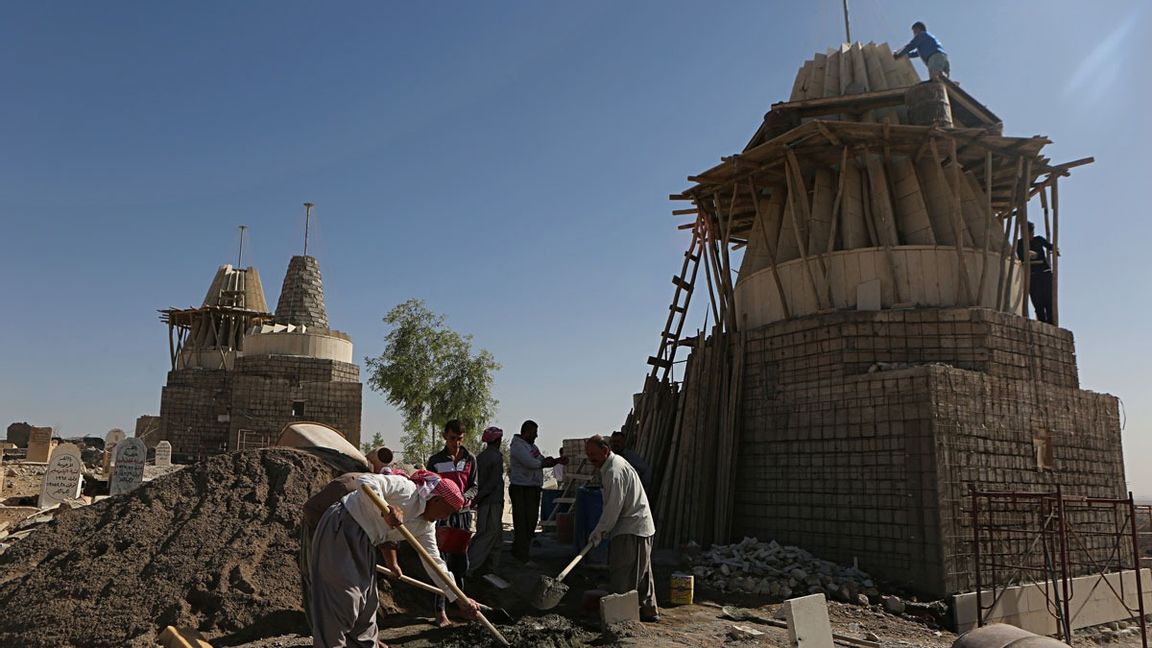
<box><xmin>894</xmin><ymin>21</ymin><xmax>949</xmax><ymax>80</ymax></box>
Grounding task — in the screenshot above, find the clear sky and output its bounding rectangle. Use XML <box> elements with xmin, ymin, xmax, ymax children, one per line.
<box><xmin>2</xmin><ymin>2</ymin><xmax>1149</xmax><ymax>494</ymax></box>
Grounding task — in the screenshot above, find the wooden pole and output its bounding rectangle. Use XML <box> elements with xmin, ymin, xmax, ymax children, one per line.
<box><xmin>358</xmin><ymin>485</ymin><xmax>509</xmax><ymax>645</ymax></box>
<box><xmin>784</xmin><ymin>150</ymin><xmax>829</xmax><ymax>310</ymax></box>
<box><xmin>997</xmin><ymin>157</ymin><xmax>1024</xmax><ymax>312</ymax></box>
<box><xmin>933</xmin><ymin>138</ymin><xmax>974</xmax><ymax>305</ymax></box>
<box><xmin>1051</xmin><ymin>177</ymin><xmax>1060</xmax><ymax>326</ymax></box>
<box><xmin>748</xmin><ymin>181</ymin><xmax>792</xmax><ymax>319</ymax></box>
<box><xmin>977</xmin><ymin>152</ymin><xmax>994</xmax><ymax>306</ymax></box>
<box><xmin>1018</xmin><ymin>159</ymin><xmax>1032</xmax><ymax>318</ymax></box>
<box><xmin>820</xmin><ymin>146</ymin><xmax>851</xmax><ymax>304</ymax></box>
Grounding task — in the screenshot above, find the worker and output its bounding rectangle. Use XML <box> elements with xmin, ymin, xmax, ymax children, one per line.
<box><xmin>585</xmin><ymin>434</ymin><xmax>659</xmax><ymax>622</ymax></box>
<box><xmin>508</xmin><ymin>419</ymin><xmax>563</xmax><ymax>565</ymax></box>
<box><xmin>1015</xmin><ymin>221</ymin><xmax>1056</xmax><ymax>323</ymax></box>
<box><xmin>309</xmin><ymin>470</ymin><xmax>480</xmax><ymax>648</ymax></box>
<box><xmin>468</xmin><ymin>426</ymin><xmax>505</xmax><ymax>577</ymax></box>
<box><xmin>426</xmin><ymin>419</ymin><xmax>477</xmax><ymax>627</ymax></box>
<box><xmin>893</xmin><ymin>21</ymin><xmax>950</xmax><ymax>80</ymax></box>
<box><xmin>610</xmin><ymin>431</ymin><xmax>653</xmax><ymax>495</ymax></box>
<box><xmin>299</xmin><ymin>471</ymin><xmax>366</xmax><ymax>633</ymax></box>
<box><xmin>552</xmin><ymin>447</ymin><xmax>566</xmax><ymax>484</ymax></box>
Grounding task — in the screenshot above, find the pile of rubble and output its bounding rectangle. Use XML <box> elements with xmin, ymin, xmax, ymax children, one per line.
<box><xmin>690</xmin><ymin>537</ymin><xmax>880</xmax><ymax>604</ymax></box>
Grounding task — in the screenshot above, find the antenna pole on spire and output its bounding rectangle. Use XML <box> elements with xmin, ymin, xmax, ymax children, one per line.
<box><xmin>303</xmin><ymin>202</ymin><xmax>314</xmax><ymax>256</ymax></box>
<box><xmin>842</xmin><ymin>0</ymin><xmax>852</xmax><ymax>42</ymax></box>
<box><xmin>237</xmin><ymin>225</ymin><xmax>248</xmax><ymax>267</ymax></box>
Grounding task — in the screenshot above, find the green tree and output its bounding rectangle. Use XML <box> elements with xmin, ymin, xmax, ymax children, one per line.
<box><xmin>361</xmin><ymin>432</ymin><xmax>385</xmax><ymax>455</ymax></box>
<box><xmin>365</xmin><ymin>299</ymin><xmax>500</xmax><ymax>463</ymax></box>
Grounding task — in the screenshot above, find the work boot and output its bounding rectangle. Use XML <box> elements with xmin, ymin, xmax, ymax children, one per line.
<box><xmin>640</xmin><ymin>606</ymin><xmax>660</xmax><ymax>623</ymax></box>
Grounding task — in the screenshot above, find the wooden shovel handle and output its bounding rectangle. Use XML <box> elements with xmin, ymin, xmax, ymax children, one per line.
<box><xmin>556</xmin><ymin>539</ymin><xmax>597</xmax><ymax>582</ymax></box>
<box><xmin>358</xmin><ymin>483</ymin><xmax>509</xmax><ymax>646</ymax></box>
<box><xmin>374</xmin><ymin>566</ymin><xmax>495</xmax><ymax>613</ymax></box>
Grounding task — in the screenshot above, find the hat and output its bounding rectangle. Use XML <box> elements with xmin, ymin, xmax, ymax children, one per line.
<box><xmin>481</xmin><ymin>426</ymin><xmax>504</xmax><ymax>443</ymax></box>
<box><xmin>407</xmin><ymin>469</ymin><xmax>465</xmax><ymax>511</ymax></box>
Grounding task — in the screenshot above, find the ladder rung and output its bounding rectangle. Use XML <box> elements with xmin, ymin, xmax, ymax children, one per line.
<box><xmin>685</xmin><ymin>252</ymin><xmax>700</xmax><ymax>262</ymax></box>
<box><xmin>672</xmin><ymin>276</ymin><xmax>694</xmax><ymax>292</ymax></box>
<box><xmin>555</xmin><ymin>497</ymin><xmax>576</xmax><ymax>504</ymax></box>
<box><xmin>647</xmin><ymin>356</ymin><xmax>672</xmax><ymax>369</ymax></box>
<box><xmin>670</xmin><ymin>304</ymin><xmax>687</xmax><ymax>313</ymax></box>
<box><xmin>661</xmin><ymin>331</ymin><xmax>678</xmax><ymax>339</ymax></box>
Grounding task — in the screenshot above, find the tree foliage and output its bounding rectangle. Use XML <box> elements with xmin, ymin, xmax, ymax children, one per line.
<box><xmin>365</xmin><ymin>299</ymin><xmax>500</xmax><ymax>463</ymax></box>
<box><xmin>360</xmin><ymin>432</ymin><xmax>385</xmax><ymax>455</ymax></box>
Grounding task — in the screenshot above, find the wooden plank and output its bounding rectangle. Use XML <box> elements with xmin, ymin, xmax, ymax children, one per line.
<box><xmin>863</xmin><ymin>154</ymin><xmax>900</xmax><ymax>246</ymax></box>
<box><xmin>1051</xmin><ymin>178</ymin><xmax>1060</xmax><ymax>325</ymax></box>
<box><xmin>823</xmin><ymin>49</ymin><xmax>842</xmax><ymax>101</ymax></box>
<box><xmin>808</xmin><ymin>168</ymin><xmax>836</xmax><ymax>254</ymax></box>
<box><xmin>850</xmin><ymin>42</ymin><xmax>869</xmax><ymax>94</ymax></box>
<box><xmin>838</xmin><ymin>43</ymin><xmax>853</xmax><ymax>96</ymax></box>
<box><xmin>747</xmin><ymin>181</ymin><xmax>792</xmax><ymax>319</ymax></box>
<box><xmin>888</xmin><ymin>156</ymin><xmax>936</xmax><ymax>245</ymax></box>
<box><xmin>840</xmin><ymin>160</ymin><xmax>869</xmax><ymax>248</ymax></box>
<box><xmin>916</xmin><ymin>155</ymin><xmax>971</xmax><ymax>246</ymax></box>
<box><xmin>806</xmin><ymin>53</ymin><xmax>828</xmax><ymax>100</ymax></box>
<box><xmin>790</xmin><ymin>60</ymin><xmax>812</xmax><ymax>102</ymax></box>
<box><xmin>954</xmin><ymin>169</ymin><xmax>990</xmax><ymax>248</ymax></box>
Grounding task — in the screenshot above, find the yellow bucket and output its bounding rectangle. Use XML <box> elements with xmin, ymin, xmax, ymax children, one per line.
<box><xmin>669</xmin><ymin>572</ymin><xmax>694</xmax><ymax>605</ymax></box>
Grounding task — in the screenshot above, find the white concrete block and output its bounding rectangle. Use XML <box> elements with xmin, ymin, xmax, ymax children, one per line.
<box><xmin>599</xmin><ymin>590</ymin><xmax>640</xmax><ymax>626</ymax></box>
<box><xmin>783</xmin><ymin>593</ymin><xmax>834</xmax><ymax>648</ymax></box>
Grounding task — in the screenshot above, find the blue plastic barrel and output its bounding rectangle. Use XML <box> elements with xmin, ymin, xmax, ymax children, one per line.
<box><xmin>574</xmin><ymin>486</ymin><xmax>610</xmax><ymax>563</ymax></box>
<box><xmin>540</xmin><ymin>488</ymin><xmax>562</xmax><ymax>521</ymax></box>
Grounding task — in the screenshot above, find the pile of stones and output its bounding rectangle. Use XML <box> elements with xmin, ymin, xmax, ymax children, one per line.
<box><xmin>690</xmin><ymin>537</ymin><xmax>880</xmax><ymax>604</ymax></box>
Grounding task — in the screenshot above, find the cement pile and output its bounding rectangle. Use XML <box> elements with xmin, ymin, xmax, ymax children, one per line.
<box><xmin>690</xmin><ymin>536</ymin><xmax>880</xmax><ymax>603</ymax></box>
<box><xmin>442</xmin><ymin>615</ymin><xmax>598</xmax><ymax>648</ymax></box>
<box><xmin>0</xmin><ymin>449</ymin><xmax>348</xmax><ymax>648</ymax></box>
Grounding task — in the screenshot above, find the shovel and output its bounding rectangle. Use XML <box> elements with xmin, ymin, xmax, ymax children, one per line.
<box><xmin>375</xmin><ymin>565</ymin><xmax>514</xmax><ymax>623</ymax></box>
<box><xmin>359</xmin><ymin>483</ymin><xmax>510</xmax><ymax>646</ymax></box>
<box><xmin>529</xmin><ymin>539</ymin><xmax>596</xmax><ymax>610</ymax></box>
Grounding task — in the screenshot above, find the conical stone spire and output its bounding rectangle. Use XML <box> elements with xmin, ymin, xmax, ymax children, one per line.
<box><xmin>274</xmin><ymin>255</ymin><xmax>329</xmax><ymax>329</ymax></box>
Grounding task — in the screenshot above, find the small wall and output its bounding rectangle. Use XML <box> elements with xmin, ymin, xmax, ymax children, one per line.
<box><xmin>242</xmin><ymin>330</ymin><xmax>353</xmax><ymax>363</ymax></box>
<box><xmin>735</xmin><ymin>247</ymin><xmax>1026</xmax><ymax>328</ymax></box>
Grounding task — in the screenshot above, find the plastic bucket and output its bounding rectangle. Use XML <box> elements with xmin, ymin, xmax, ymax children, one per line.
<box><xmin>669</xmin><ymin>572</ymin><xmax>694</xmax><ymax>605</ymax></box>
<box><xmin>435</xmin><ymin>526</ymin><xmax>472</xmax><ymax>554</ymax></box>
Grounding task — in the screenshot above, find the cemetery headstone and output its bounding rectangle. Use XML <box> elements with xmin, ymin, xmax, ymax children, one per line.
<box><xmin>154</xmin><ymin>440</ymin><xmax>173</xmax><ymax>467</ymax></box>
<box><xmin>104</xmin><ymin>428</ymin><xmax>126</xmax><ymax>472</ymax></box>
<box><xmin>26</xmin><ymin>426</ymin><xmax>53</xmax><ymax>463</ymax></box>
<box><xmin>39</xmin><ymin>442</ymin><xmax>84</xmax><ymax>508</ymax></box>
<box><xmin>110</xmin><ymin>437</ymin><xmax>147</xmax><ymax>496</ymax></box>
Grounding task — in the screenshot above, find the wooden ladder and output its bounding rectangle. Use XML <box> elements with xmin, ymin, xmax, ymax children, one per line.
<box><xmin>647</xmin><ymin>217</ymin><xmax>704</xmax><ymax>382</ymax></box>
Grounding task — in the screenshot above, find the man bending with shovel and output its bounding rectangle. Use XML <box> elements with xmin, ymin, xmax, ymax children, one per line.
<box><xmin>310</xmin><ymin>470</ymin><xmax>481</xmax><ymax>647</ymax></box>
<box><xmin>585</xmin><ymin>434</ymin><xmax>659</xmax><ymax>622</ymax></box>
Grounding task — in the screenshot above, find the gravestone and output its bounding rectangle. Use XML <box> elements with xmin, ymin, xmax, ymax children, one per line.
<box><xmin>104</xmin><ymin>428</ymin><xmax>126</xmax><ymax>472</ymax></box>
<box><xmin>110</xmin><ymin>437</ymin><xmax>146</xmax><ymax>496</ymax></box>
<box><xmin>26</xmin><ymin>426</ymin><xmax>53</xmax><ymax>463</ymax></box>
<box><xmin>154</xmin><ymin>441</ymin><xmax>172</xmax><ymax>467</ymax></box>
<box><xmin>39</xmin><ymin>443</ymin><xmax>84</xmax><ymax>508</ymax></box>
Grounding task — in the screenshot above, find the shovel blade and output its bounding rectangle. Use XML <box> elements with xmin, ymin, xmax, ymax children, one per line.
<box><xmin>529</xmin><ymin>575</ymin><xmax>569</xmax><ymax>610</ymax></box>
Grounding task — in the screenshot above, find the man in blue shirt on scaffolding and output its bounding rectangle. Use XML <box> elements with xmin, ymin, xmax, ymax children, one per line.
<box><xmin>894</xmin><ymin>21</ymin><xmax>950</xmax><ymax>80</ymax></box>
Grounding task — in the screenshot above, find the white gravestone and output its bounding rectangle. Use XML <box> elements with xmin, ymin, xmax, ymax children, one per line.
<box><xmin>39</xmin><ymin>443</ymin><xmax>84</xmax><ymax>508</ymax></box>
<box><xmin>105</xmin><ymin>428</ymin><xmax>126</xmax><ymax>470</ymax></box>
<box><xmin>110</xmin><ymin>438</ymin><xmax>146</xmax><ymax>496</ymax></box>
<box><xmin>154</xmin><ymin>441</ymin><xmax>172</xmax><ymax>467</ymax></box>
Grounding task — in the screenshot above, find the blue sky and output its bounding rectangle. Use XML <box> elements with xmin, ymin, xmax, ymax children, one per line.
<box><xmin>2</xmin><ymin>2</ymin><xmax>1149</xmax><ymax>494</ymax></box>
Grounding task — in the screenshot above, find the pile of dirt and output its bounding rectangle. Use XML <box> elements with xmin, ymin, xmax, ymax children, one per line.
<box><xmin>0</xmin><ymin>449</ymin><xmax>353</xmax><ymax>648</ymax></box>
<box><xmin>442</xmin><ymin>615</ymin><xmax>599</xmax><ymax>648</ymax></box>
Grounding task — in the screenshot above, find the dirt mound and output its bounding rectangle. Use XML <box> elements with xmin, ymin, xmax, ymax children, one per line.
<box><xmin>0</xmin><ymin>449</ymin><xmax>346</xmax><ymax>648</ymax></box>
<box><xmin>442</xmin><ymin>615</ymin><xmax>599</xmax><ymax>648</ymax></box>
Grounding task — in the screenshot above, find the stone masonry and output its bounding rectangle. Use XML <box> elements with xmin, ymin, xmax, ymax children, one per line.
<box><xmin>733</xmin><ymin>308</ymin><xmax>1125</xmax><ymax>598</ymax></box>
<box><xmin>274</xmin><ymin>255</ymin><xmax>329</xmax><ymax>329</ymax></box>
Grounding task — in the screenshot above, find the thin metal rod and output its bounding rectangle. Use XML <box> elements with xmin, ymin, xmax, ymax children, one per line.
<box><xmin>842</xmin><ymin>0</ymin><xmax>852</xmax><ymax>42</ymax></box>
<box><xmin>303</xmin><ymin>202</ymin><xmax>314</xmax><ymax>256</ymax></box>
<box><xmin>237</xmin><ymin>225</ymin><xmax>247</xmax><ymax>267</ymax></box>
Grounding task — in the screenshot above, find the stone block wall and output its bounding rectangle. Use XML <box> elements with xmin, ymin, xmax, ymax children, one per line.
<box><xmin>733</xmin><ymin>308</ymin><xmax>1124</xmax><ymax>598</ymax></box>
<box><xmin>230</xmin><ymin>355</ymin><xmax>361</xmax><ymax>449</ymax></box>
<box><xmin>274</xmin><ymin>255</ymin><xmax>329</xmax><ymax>329</ymax></box>
<box><xmin>158</xmin><ymin>369</ymin><xmax>231</xmax><ymax>457</ymax></box>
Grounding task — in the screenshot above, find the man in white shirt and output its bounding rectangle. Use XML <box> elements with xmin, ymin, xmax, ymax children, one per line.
<box><xmin>586</xmin><ymin>434</ymin><xmax>659</xmax><ymax>622</ymax></box>
<box><xmin>508</xmin><ymin>420</ymin><xmax>561</xmax><ymax>564</ymax></box>
<box><xmin>309</xmin><ymin>471</ymin><xmax>481</xmax><ymax>647</ymax></box>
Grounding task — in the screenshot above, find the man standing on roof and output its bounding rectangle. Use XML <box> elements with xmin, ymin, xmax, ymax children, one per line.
<box><xmin>894</xmin><ymin>21</ymin><xmax>950</xmax><ymax>80</ymax></box>
<box><xmin>426</xmin><ymin>419</ymin><xmax>477</xmax><ymax>627</ymax></box>
<box><xmin>586</xmin><ymin>434</ymin><xmax>659</xmax><ymax>623</ymax></box>
<box><xmin>508</xmin><ymin>420</ymin><xmax>563</xmax><ymax>565</ymax></box>
<box><xmin>309</xmin><ymin>470</ymin><xmax>480</xmax><ymax>648</ymax></box>
<box><xmin>1015</xmin><ymin>221</ymin><xmax>1057</xmax><ymax>324</ymax></box>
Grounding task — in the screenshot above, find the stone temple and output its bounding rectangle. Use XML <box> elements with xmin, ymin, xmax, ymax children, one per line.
<box><xmin>158</xmin><ymin>254</ymin><xmax>362</xmax><ymax>458</ymax></box>
<box><xmin>629</xmin><ymin>41</ymin><xmax>1120</xmax><ymax>601</ymax></box>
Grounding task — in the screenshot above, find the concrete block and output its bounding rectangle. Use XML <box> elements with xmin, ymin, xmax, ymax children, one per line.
<box><xmin>599</xmin><ymin>589</ymin><xmax>640</xmax><ymax>626</ymax></box>
<box><xmin>783</xmin><ymin>593</ymin><xmax>834</xmax><ymax>648</ymax></box>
